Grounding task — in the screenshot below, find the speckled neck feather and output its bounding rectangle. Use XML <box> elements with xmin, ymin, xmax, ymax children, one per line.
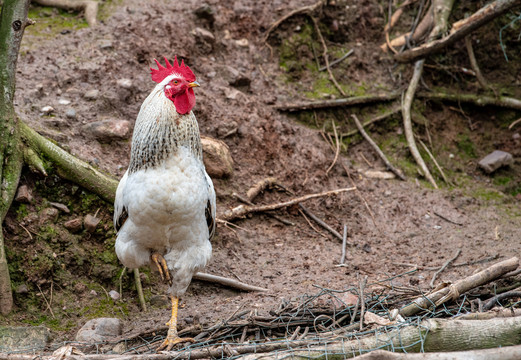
<box><xmin>128</xmin><ymin>86</ymin><xmax>202</xmax><ymax>174</ymax></box>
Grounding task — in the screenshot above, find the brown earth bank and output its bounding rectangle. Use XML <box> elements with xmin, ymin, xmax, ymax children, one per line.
<box><xmin>2</xmin><ymin>0</ymin><xmax>521</xmax><ymax>350</ymax></box>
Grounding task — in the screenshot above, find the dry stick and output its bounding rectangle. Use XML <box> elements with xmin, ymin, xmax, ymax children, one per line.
<box><xmin>482</xmin><ymin>291</ymin><xmax>521</xmax><ymax>311</ymax></box>
<box><xmin>418</xmin><ymin>139</ymin><xmax>450</xmax><ymax>185</ymax></box>
<box><xmin>398</xmin><ymin>256</ymin><xmax>519</xmax><ymax>317</ymax></box>
<box><xmin>193</xmin><ymin>272</ymin><xmax>268</xmax><ymax>292</ymax></box>
<box><xmin>341</xmin><ymin>105</ymin><xmax>401</xmax><ymax>138</ymax></box>
<box><xmin>326</xmin><ymin>119</ymin><xmax>340</xmax><ymax>175</ymax></box>
<box><xmin>395</xmin><ymin>0</ymin><xmax>521</xmax><ymax>63</ymax></box>
<box><xmin>298</xmin><ymin>204</ymin><xmax>343</xmax><ymax>241</ymax></box>
<box><xmin>351</xmin><ymin>114</ymin><xmax>406</xmax><ymax>181</ymax></box>
<box><xmin>359</xmin><ymin>276</ymin><xmax>368</xmax><ymax>332</ymax></box>
<box><xmin>275</xmin><ymin>92</ymin><xmax>400</xmax><ymax>112</ymax></box>
<box><xmin>318</xmin><ymin>49</ymin><xmax>354</xmax><ymax>71</ymax></box>
<box><xmin>382</xmin><ymin>3</ymin><xmax>433</xmax><ymax>52</ymax></box>
<box><xmin>263</xmin><ymin>0</ymin><xmax>325</xmax><ymax>42</ymax></box>
<box><xmin>298</xmin><ymin>207</ymin><xmax>328</xmax><ymax>238</ymax></box>
<box><xmin>402</xmin><ymin>60</ymin><xmax>438</xmax><ymax>188</ymax></box>
<box><xmin>36</xmin><ymin>284</ymin><xmax>55</xmax><ymax>319</ymax></box>
<box><xmin>418</xmin><ymin>91</ymin><xmax>521</xmax><ymax>111</ymax></box>
<box><xmin>133</xmin><ymin>268</ymin><xmax>147</xmax><ymax>312</ymax></box>
<box><xmin>234</xmin><ymin>192</ymin><xmax>295</xmax><ymax>226</ymax></box>
<box><xmin>246</xmin><ymin>177</ymin><xmax>278</xmax><ymax>202</ymax></box>
<box><xmin>339</xmin><ymin>224</ymin><xmax>348</xmax><ymax>265</ymax></box>
<box><xmin>464</xmin><ymin>36</ymin><xmax>490</xmax><ymax>90</ymax></box>
<box><xmin>433</xmin><ymin>210</ymin><xmax>463</xmax><ymax>226</ymax></box>
<box><xmin>311</xmin><ymin>17</ymin><xmax>346</xmax><ymax>96</ymax></box>
<box><xmin>222</xmin><ymin>187</ymin><xmax>356</xmax><ymax>222</ymax></box>
<box><xmin>430</xmin><ymin>248</ymin><xmax>462</xmax><ymax>288</ymax></box>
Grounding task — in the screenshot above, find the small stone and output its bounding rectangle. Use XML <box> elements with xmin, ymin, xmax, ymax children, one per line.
<box><xmin>64</xmin><ymin>218</ymin><xmax>83</xmax><ymax>233</ymax></box>
<box><xmin>150</xmin><ymin>294</ymin><xmax>170</xmax><ymax>307</ymax></box>
<box><xmin>201</xmin><ymin>136</ymin><xmax>234</xmax><ymax>178</ymax></box>
<box><xmin>89</xmin><ymin>289</ymin><xmax>98</xmax><ymax>296</ymax></box>
<box><xmin>40</xmin><ymin>105</ymin><xmax>54</xmax><ymax>115</ymax></box>
<box><xmin>15</xmin><ymin>284</ymin><xmax>29</xmax><ymax>294</ymax></box>
<box><xmin>478</xmin><ymin>150</ymin><xmax>513</xmax><ymax>174</ymax></box>
<box><xmin>99</xmin><ymin>40</ymin><xmax>113</xmax><ymax>50</ymax></box>
<box><xmin>224</xmin><ymin>87</ymin><xmax>243</xmax><ymax>100</ymax></box>
<box><xmin>109</xmin><ymin>290</ymin><xmax>120</xmax><ymax>301</ymax></box>
<box><xmin>0</xmin><ymin>326</ymin><xmax>50</xmax><ymax>352</ymax></box>
<box><xmin>75</xmin><ymin>318</ymin><xmax>123</xmax><ymax>343</ymax></box>
<box><xmin>192</xmin><ymin>27</ymin><xmax>215</xmax><ymax>43</ymax></box>
<box><xmin>40</xmin><ymin>207</ymin><xmax>59</xmax><ymax>224</ymax></box>
<box><xmin>58</xmin><ymin>98</ymin><xmax>71</xmax><ymax>105</ymax></box>
<box><xmin>217</xmin><ymin>65</ymin><xmax>251</xmax><ymax>88</ymax></box>
<box><xmin>49</xmin><ymin>202</ymin><xmax>70</xmax><ymax>214</ymax></box>
<box><xmin>363</xmin><ymin>170</ymin><xmax>396</xmax><ymax>179</ymax></box>
<box><xmin>82</xmin><ymin>119</ymin><xmax>131</xmax><ymax>143</ymax></box>
<box><xmin>84</xmin><ymin>89</ymin><xmax>100</xmax><ymax>101</ymax></box>
<box><xmin>65</xmin><ymin>108</ymin><xmax>77</xmax><ymax>119</ymax></box>
<box><xmin>84</xmin><ymin>214</ymin><xmax>101</xmax><ymax>233</ymax></box>
<box><xmin>15</xmin><ymin>185</ymin><xmax>32</xmax><ymax>203</ymax></box>
<box><xmin>235</xmin><ymin>38</ymin><xmax>249</xmax><ymax>47</ymax></box>
<box><xmin>116</xmin><ymin>78</ymin><xmax>133</xmax><ymax>89</ymax></box>
<box><xmin>194</xmin><ymin>3</ymin><xmax>215</xmax><ymax>23</ymax></box>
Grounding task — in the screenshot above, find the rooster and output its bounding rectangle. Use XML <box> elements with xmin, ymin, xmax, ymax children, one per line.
<box><xmin>113</xmin><ymin>57</ymin><xmax>216</xmax><ymax>351</ymax></box>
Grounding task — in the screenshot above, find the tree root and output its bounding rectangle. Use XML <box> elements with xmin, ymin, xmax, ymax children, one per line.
<box><xmin>33</xmin><ymin>0</ymin><xmax>98</xmax><ymax>27</ymax></box>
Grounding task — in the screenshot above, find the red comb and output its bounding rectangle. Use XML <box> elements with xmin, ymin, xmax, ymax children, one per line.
<box><xmin>150</xmin><ymin>56</ymin><xmax>196</xmax><ymax>84</ymax></box>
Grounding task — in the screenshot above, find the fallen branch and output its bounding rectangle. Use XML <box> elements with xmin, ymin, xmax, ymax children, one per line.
<box><xmin>33</xmin><ymin>0</ymin><xmax>98</xmax><ymax>27</ymax></box>
<box><xmin>193</xmin><ymin>272</ymin><xmax>268</xmax><ymax>292</ymax></box>
<box><xmin>221</xmin><ymin>187</ymin><xmax>356</xmax><ymax>222</ymax></box>
<box><xmin>482</xmin><ymin>290</ymin><xmax>521</xmax><ymax>311</ymax></box>
<box><xmin>395</xmin><ymin>0</ymin><xmax>521</xmax><ymax>62</ymax></box>
<box><xmin>429</xmin><ymin>248</ymin><xmax>462</xmax><ymax>288</ymax></box>
<box><xmin>298</xmin><ymin>204</ymin><xmax>343</xmax><ymax>241</ymax></box>
<box><xmin>398</xmin><ymin>256</ymin><xmax>519</xmax><ymax>317</ymax></box>
<box><xmin>351</xmin><ymin>114</ymin><xmax>406</xmax><ymax>181</ymax></box>
<box><xmin>464</xmin><ymin>36</ymin><xmax>490</xmax><ymax>90</ymax></box>
<box><xmin>246</xmin><ymin>177</ymin><xmax>278</xmax><ymax>202</ymax></box>
<box><xmin>319</xmin><ymin>49</ymin><xmax>353</xmax><ymax>71</ymax></box>
<box><xmin>418</xmin><ymin>91</ymin><xmax>521</xmax><ymax>111</ymax></box>
<box><xmin>275</xmin><ymin>93</ymin><xmax>400</xmax><ymax>112</ymax></box>
<box><xmin>402</xmin><ymin>60</ymin><xmax>438</xmax><ymax>188</ymax></box>
<box><xmin>341</xmin><ymin>105</ymin><xmax>401</xmax><ymax>138</ymax></box>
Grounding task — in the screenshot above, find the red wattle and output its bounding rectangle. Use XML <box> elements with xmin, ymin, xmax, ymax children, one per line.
<box><xmin>173</xmin><ymin>88</ymin><xmax>196</xmax><ymax>115</ymax></box>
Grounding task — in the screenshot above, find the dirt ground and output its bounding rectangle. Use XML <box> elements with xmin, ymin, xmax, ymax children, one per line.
<box><xmin>3</xmin><ymin>0</ymin><xmax>521</xmax><ymax>350</ymax></box>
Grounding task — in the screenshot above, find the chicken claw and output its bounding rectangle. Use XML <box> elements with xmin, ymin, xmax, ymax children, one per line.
<box><xmin>157</xmin><ymin>295</ymin><xmax>194</xmax><ymax>352</ymax></box>
<box><xmin>151</xmin><ymin>252</ymin><xmax>172</xmax><ymax>286</ymax></box>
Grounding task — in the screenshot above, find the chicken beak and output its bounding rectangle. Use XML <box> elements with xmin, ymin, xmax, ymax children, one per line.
<box><xmin>188</xmin><ymin>81</ymin><xmax>200</xmax><ymax>88</ymax></box>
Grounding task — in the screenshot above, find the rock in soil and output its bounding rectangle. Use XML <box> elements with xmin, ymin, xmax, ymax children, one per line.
<box><xmin>84</xmin><ymin>214</ymin><xmax>101</xmax><ymax>233</ymax></box>
<box><xmin>201</xmin><ymin>136</ymin><xmax>234</xmax><ymax>178</ymax></box>
<box><xmin>82</xmin><ymin>119</ymin><xmax>131</xmax><ymax>143</ymax></box>
<box><xmin>75</xmin><ymin>318</ymin><xmax>123</xmax><ymax>342</ymax></box>
<box><xmin>50</xmin><ymin>202</ymin><xmax>70</xmax><ymax>214</ymax></box>
<box><xmin>0</xmin><ymin>326</ymin><xmax>50</xmax><ymax>352</ymax></box>
<box><xmin>39</xmin><ymin>207</ymin><xmax>59</xmax><ymax>225</ymax></box>
<box><xmin>15</xmin><ymin>185</ymin><xmax>33</xmax><ymax>203</ymax></box>
<box><xmin>64</xmin><ymin>218</ymin><xmax>83</xmax><ymax>233</ymax></box>
<box><xmin>478</xmin><ymin>150</ymin><xmax>514</xmax><ymax>174</ymax></box>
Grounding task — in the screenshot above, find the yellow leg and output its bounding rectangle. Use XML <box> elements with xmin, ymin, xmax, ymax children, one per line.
<box><xmin>156</xmin><ymin>295</ymin><xmax>195</xmax><ymax>351</ymax></box>
<box><xmin>151</xmin><ymin>252</ymin><xmax>172</xmax><ymax>286</ymax></box>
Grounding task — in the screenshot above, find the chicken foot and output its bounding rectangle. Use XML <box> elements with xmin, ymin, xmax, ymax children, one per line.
<box><xmin>157</xmin><ymin>295</ymin><xmax>195</xmax><ymax>351</ymax></box>
<box><xmin>151</xmin><ymin>252</ymin><xmax>172</xmax><ymax>286</ymax></box>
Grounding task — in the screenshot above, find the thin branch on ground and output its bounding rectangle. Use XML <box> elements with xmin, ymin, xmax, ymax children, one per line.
<box><xmin>275</xmin><ymin>93</ymin><xmax>400</xmax><ymax>111</ymax></box>
<box><xmin>263</xmin><ymin>0</ymin><xmax>325</xmax><ymax>42</ymax></box>
<box><xmin>351</xmin><ymin>114</ymin><xmax>406</xmax><ymax>181</ymax></box>
<box><xmin>222</xmin><ymin>187</ymin><xmax>356</xmax><ymax>222</ymax></box>
<box><xmin>341</xmin><ymin>105</ymin><xmax>401</xmax><ymax>138</ymax></box>
<box><xmin>359</xmin><ymin>275</ymin><xmax>368</xmax><ymax>331</ymax></box>
<box><xmin>464</xmin><ymin>36</ymin><xmax>490</xmax><ymax>91</ymax></box>
<box><xmin>433</xmin><ymin>210</ymin><xmax>463</xmax><ymax>226</ymax></box>
<box><xmin>418</xmin><ymin>91</ymin><xmax>521</xmax><ymax>111</ymax></box>
<box><xmin>382</xmin><ymin>3</ymin><xmax>433</xmax><ymax>52</ymax></box>
<box><xmin>298</xmin><ymin>204</ymin><xmax>343</xmax><ymax>241</ymax></box>
<box><xmin>418</xmin><ymin>139</ymin><xmax>450</xmax><ymax>185</ymax></box>
<box><xmin>193</xmin><ymin>272</ymin><xmax>268</xmax><ymax>292</ymax></box>
<box><xmin>339</xmin><ymin>224</ymin><xmax>348</xmax><ymax>265</ymax></box>
<box><xmin>298</xmin><ymin>207</ymin><xmax>329</xmax><ymax>239</ymax></box>
<box><xmin>326</xmin><ymin>120</ymin><xmax>341</xmax><ymax>175</ymax></box>
<box><xmin>482</xmin><ymin>291</ymin><xmax>521</xmax><ymax>311</ymax></box>
<box><xmin>430</xmin><ymin>248</ymin><xmax>462</xmax><ymax>288</ymax></box>
<box><xmin>133</xmin><ymin>269</ymin><xmax>147</xmax><ymax>312</ymax></box>
<box><xmin>318</xmin><ymin>49</ymin><xmax>354</xmax><ymax>71</ymax></box>
<box><xmin>311</xmin><ymin>17</ymin><xmax>346</xmax><ymax>96</ymax></box>
<box><xmin>395</xmin><ymin>0</ymin><xmax>521</xmax><ymax>62</ymax></box>
<box><xmin>246</xmin><ymin>177</ymin><xmax>279</xmax><ymax>202</ymax></box>
<box><xmin>402</xmin><ymin>60</ymin><xmax>438</xmax><ymax>188</ymax></box>
<box><xmin>234</xmin><ymin>192</ymin><xmax>295</xmax><ymax>226</ymax></box>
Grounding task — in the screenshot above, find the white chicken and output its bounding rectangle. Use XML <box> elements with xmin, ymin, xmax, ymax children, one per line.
<box><xmin>113</xmin><ymin>57</ymin><xmax>216</xmax><ymax>351</ymax></box>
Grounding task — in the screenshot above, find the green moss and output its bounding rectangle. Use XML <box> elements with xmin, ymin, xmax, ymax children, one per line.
<box><xmin>456</xmin><ymin>134</ymin><xmax>476</xmax><ymax>158</ymax></box>
<box><xmin>493</xmin><ymin>175</ymin><xmax>513</xmax><ymax>186</ymax></box>
<box><xmin>15</xmin><ymin>203</ymin><xmax>28</xmax><ymax>221</ymax></box>
<box><xmin>473</xmin><ymin>188</ymin><xmax>506</xmax><ymax>202</ymax></box>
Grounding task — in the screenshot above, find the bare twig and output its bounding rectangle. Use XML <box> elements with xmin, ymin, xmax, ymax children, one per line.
<box><xmin>433</xmin><ymin>210</ymin><xmax>463</xmax><ymax>226</ymax></box>
<box><xmin>326</xmin><ymin>120</ymin><xmax>340</xmax><ymax>175</ymax></box>
<box><xmin>275</xmin><ymin>93</ymin><xmax>400</xmax><ymax>112</ymax></box>
<box><xmin>298</xmin><ymin>204</ymin><xmax>343</xmax><ymax>241</ymax></box>
<box><xmin>193</xmin><ymin>272</ymin><xmax>268</xmax><ymax>292</ymax></box>
<box><xmin>263</xmin><ymin>0</ymin><xmax>325</xmax><ymax>42</ymax></box>
<box><xmin>430</xmin><ymin>248</ymin><xmax>462</xmax><ymax>288</ymax></box>
<box><xmin>318</xmin><ymin>49</ymin><xmax>354</xmax><ymax>71</ymax></box>
<box><xmin>222</xmin><ymin>187</ymin><xmax>356</xmax><ymax>222</ymax></box>
<box><xmin>418</xmin><ymin>91</ymin><xmax>521</xmax><ymax>111</ymax></box>
<box><xmin>464</xmin><ymin>36</ymin><xmax>490</xmax><ymax>90</ymax></box>
<box><xmin>359</xmin><ymin>276</ymin><xmax>368</xmax><ymax>331</ymax></box>
<box><xmin>298</xmin><ymin>207</ymin><xmax>328</xmax><ymax>238</ymax></box>
<box><xmin>339</xmin><ymin>224</ymin><xmax>348</xmax><ymax>265</ymax></box>
<box><xmin>341</xmin><ymin>105</ymin><xmax>401</xmax><ymax>138</ymax></box>
<box><xmin>402</xmin><ymin>60</ymin><xmax>438</xmax><ymax>188</ymax></box>
<box><xmin>351</xmin><ymin>114</ymin><xmax>406</xmax><ymax>181</ymax></box>
<box><xmin>382</xmin><ymin>3</ymin><xmax>433</xmax><ymax>52</ymax></box>
<box><xmin>234</xmin><ymin>192</ymin><xmax>295</xmax><ymax>226</ymax></box>
<box><xmin>418</xmin><ymin>139</ymin><xmax>450</xmax><ymax>185</ymax></box>
<box><xmin>133</xmin><ymin>269</ymin><xmax>147</xmax><ymax>312</ymax></box>
<box><xmin>246</xmin><ymin>177</ymin><xmax>278</xmax><ymax>202</ymax></box>
<box><xmin>36</xmin><ymin>284</ymin><xmax>55</xmax><ymax>319</ymax></box>
<box><xmin>482</xmin><ymin>291</ymin><xmax>521</xmax><ymax>311</ymax></box>
<box><xmin>311</xmin><ymin>17</ymin><xmax>346</xmax><ymax>96</ymax></box>
<box><xmin>395</xmin><ymin>0</ymin><xmax>521</xmax><ymax>62</ymax></box>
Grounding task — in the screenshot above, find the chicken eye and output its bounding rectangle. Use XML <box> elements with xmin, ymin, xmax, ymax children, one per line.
<box><xmin>173</xmin><ymin>80</ymin><xmax>179</xmax><ymax>85</ymax></box>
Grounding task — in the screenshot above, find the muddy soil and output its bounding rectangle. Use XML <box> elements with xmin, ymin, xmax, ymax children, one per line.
<box><xmin>3</xmin><ymin>0</ymin><xmax>521</xmax><ymax>350</ymax></box>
